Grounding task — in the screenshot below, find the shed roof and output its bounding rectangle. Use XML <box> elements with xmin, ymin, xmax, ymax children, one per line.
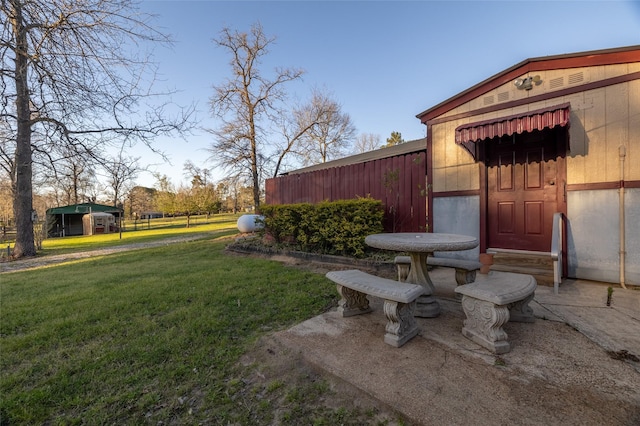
<box><xmin>283</xmin><ymin>138</ymin><xmax>426</xmax><ymax>175</ymax></box>
<box><xmin>46</xmin><ymin>203</ymin><xmax>122</xmax><ymax>215</ymax></box>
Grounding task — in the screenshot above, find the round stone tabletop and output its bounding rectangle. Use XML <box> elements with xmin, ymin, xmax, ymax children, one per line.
<box><xmin>365</xmin><ymin>233</ymin><xmax>478</xmax><ymax>253</ymax></box>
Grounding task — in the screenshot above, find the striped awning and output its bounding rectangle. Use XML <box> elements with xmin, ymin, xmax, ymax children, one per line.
<box><xmin>455</xmin><ymin>103</ymin><xmax>571</xmax><ymax>160</ymax></box>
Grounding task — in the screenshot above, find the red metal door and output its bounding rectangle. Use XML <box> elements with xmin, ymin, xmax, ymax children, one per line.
<box><xmin>487</xmin><ymin>132</ymin><xmax>557</xmax><ymax>252</ymax></box>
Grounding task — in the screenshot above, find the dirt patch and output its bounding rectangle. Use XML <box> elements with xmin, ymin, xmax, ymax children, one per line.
<box><xmin>236</xmin><ymin>337</ymin><xmax>408</xmax><ymax>425</ymax></box>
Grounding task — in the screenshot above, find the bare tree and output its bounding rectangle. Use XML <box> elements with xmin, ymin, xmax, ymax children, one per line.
<box><xmin>45</xmin><ymin>156</ymin><xmax>96</xmax><ymax>206</ymax></box>
<box><xmin>216</xmin><ymin>175</ymin><xmax>240</xmax><ymax>213</ymax></box>
<box><xmin>208</xmin><ymin>22</ymin><xmax>304</xmax><ymax>209</ymax></box>
<box><xmin>61</xmin><ymin>161</ymin><xmax>89</xmax><ymax>205</ymax></box>
<box><xmin>271</xmin><ymin>104</ymin><xmax>318</xmax><ymax>178</ymax></box>
<box><xmin>183</xmin><ymin>160</ymin><xmax>212</xmax><ymax>187</ymax></box>
<box><xmin>298</xmin><ymin>91</ymin><xmax>356</xmax><ymax>166</ymax></box>
<box><xmin>102</xmin><ymin>145</ymin><xmax>142</xmax><ymax>207</ymax></box>
<box><xmin>182</xmin><ymin>160</ymin><xmax>219</xmax><ymax>218</ymax></box>
<box><xmin>353</xmin><ymin>133</ymin><xmax>382</xmax><ymax>154</ymax></box>
<box><xmin>271</xmin><ymin>89</ymin><xmax>352</xmax><ymax>177</ymax></box>
<box><xmin>1</xmin><ymin>0</ymin><xmax>195</xmax><ymax>258</ymax></box>
<box><xmin>0</xmin><ymin>178</ymin><xmax>12</xmax><ymax>228</ymax></box>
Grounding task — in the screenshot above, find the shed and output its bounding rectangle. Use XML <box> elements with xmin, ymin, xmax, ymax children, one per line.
<box><xmin>139</xmin><ymin>212</ymin><xmax>163</xmax><ymax>220</ymax></box>
<box><xmin>82</xmin><ymin>212</ymin><xmax>116</xmax><ymax>235</ymax></box>
<box><xmin>416</xmin><ymin>45</ymin><xmax>639</xmax><ymax>286</ymax></box>
<box><xmin>265</xmin><ymin>138</ymin><xmax>427</xmax><ymax>232</ymax></box>
<box><xmin>46</xmin><ymin>203</ymin><xmax>122</xmax><ymax>237</ymax></box>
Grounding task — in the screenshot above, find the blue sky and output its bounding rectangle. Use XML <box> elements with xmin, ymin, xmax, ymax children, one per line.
<box><xmin>134</xmin><ymin>0</ymin><xmax>640</xmax><ymax>188</ymax></box>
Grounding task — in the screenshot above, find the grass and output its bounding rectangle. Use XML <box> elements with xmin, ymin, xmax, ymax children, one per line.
<box><xmin>1</xmin><ymin>218</ymin><xmax>400</xmax><ymax>424</ymax></box>
<box><xmin>37</xmin><ymin>214</ymin><xmax>242</xmax><ymax>255</ymax></box>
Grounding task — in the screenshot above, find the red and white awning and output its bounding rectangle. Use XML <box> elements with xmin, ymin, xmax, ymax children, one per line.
<box><xmin>455</xmin><ymin>103</ymin><xmax>571</xmax><ymax>160</ymax></box>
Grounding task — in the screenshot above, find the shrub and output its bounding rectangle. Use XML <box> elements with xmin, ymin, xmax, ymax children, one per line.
<box><xmin>259</xmin><ymin>198</ymin><xmax>384</xmax><ymax>257</ymax></box>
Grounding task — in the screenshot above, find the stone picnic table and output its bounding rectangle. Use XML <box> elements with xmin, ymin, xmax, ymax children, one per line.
<box><xmin>365</xmin><ymin>232</ymin><xmax>479</xmax><ymax>317</ymax></box>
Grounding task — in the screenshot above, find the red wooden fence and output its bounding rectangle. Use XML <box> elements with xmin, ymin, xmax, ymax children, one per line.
<box><xmin>265</xmin><ymin>146</ymin><xmax>427</xmax><ymax>233</ymax></box>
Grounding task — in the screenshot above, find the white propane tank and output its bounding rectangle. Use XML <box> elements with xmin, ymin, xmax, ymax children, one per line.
<box><xmin>237</xmin><ymin>214</ymin><xmax>264</xmax><ymax>233</ymax></box>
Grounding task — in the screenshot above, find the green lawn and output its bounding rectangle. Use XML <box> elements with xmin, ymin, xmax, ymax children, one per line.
<box><xmin>38</xmin><ymin>213</ymin><xmax>242</xmax><ymax>255</ymax></box>
<box><xmin>1</xmin><ymin>222</ymin><xmax>399</xmax><ymax>424</ymax></box>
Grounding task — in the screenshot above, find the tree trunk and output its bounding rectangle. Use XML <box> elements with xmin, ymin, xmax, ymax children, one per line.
<box><xmin>252</xmin><ymin>168</ymin><xmax>260</xmax><ymax>210</ymax></box>
<box><xmin>11</xmin><ymin>0</ymin><xmax>36</xmax><ymax>258</ymax></box>
<box><xmin>249</xmin><ymin>113</ymin><xmax>261</xmax><ymax>209</ymax></box>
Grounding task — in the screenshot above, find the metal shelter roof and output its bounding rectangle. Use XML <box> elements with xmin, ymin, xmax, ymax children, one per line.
<box><xmin>46</xmin><ymin>203</ymin><xmax>122</xmax><ymax>215</ymax></box>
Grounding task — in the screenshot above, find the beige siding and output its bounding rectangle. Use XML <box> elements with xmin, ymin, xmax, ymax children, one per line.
<box><xmin>579</xmin><ymin>88</ymin><xmax>607</xmax><ymax>183</ymax></box>
<box><xmin>607</xmin><ymin>83</ymin><xmax>628</xmax><ymax>181</ymax></box>
<box><xmin>431</xmin><ymin>120</ymin><xmax>479</xmax><ymax>192</ymax></box>
<box><xmin>440</xmin><ymin>63</ymin><xmax>636</xmax><ymax>120</ymax></box>
<box><xmin>431</xmin><ymin>62</ymin><xmax>639</xmax><ymax>191</ymax></box>
<box><xmin>431</xmin><ymin>123</ymin><xmax>447</xmax><ymax>192</ymax></box>
<box><xmin>629</xmin><ymin>79</ymin><xmax>640</xmax><ymax>181</ymax></box>
<box><xmin>567</xmin><ymin>78</ymin><xmax>639</xmax><ymax>184</ymax></box>
<box><xmin>566</xmin><ymin>99</ymin><xmax>587</xmax><ymax>184</ymax></box>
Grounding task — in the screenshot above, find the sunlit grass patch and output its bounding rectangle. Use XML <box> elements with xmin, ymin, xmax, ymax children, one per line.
<box><xmin>40</xmin><ymin>213</ymin><xmax>241</xmax><ymax>255</ymax></box>
<box><xmin>1</xmin><ymin>237</ymin><xmax>340</xmax><ymax>423</ymax></box>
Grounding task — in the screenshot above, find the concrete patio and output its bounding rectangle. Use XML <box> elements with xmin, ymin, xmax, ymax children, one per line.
<box><xmin>273</xmin><ymin>267</ymin><xmax>640</xmax><ymax>425</ymax></box>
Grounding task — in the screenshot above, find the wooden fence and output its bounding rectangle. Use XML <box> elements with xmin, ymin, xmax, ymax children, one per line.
<box><xmin>265</xmin><ymin>145</ymin><xmax>427</xmax><ymax>233</ymax></box>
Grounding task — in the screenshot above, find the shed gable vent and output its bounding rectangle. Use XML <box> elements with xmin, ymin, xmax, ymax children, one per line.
<box><xmin>568</xmin><ymin>72</ymin><xmax>584</xmax><ymax>85</ymax></box>
<box><xmin>497</xmin><ymin>92</ymin><xmax>509</xmax><ymax>102</ymax></box>
<box><xmin>483</xmin><ymin>95</ymin><xmax>495</xmax><ymax>105</ymax></box>
<box><xmin>550</xmin><ymin>77</ymin><xmax>564</xmax><ymax>89</ymax></box>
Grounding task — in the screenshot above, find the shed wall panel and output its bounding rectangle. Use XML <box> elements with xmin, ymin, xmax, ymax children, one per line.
<box><xmin>362</xmin><ymin>161</ymin><xmax>371</xmax><ymax>197</ymax></box>
<box><xmin>630</xmin><ymin>80</ymin><xmax>640</xmax><ymax>180</ymax></box>
<box><xmin>264</xmin><ymin>149</ymin><xmax>427</xmax><ymax>233</ymax></box>
<box><xmin>605</xmin><ymin>83</ymin><xmax>629</xmax><ymax>182</ymax></box>
<box><xmin>567</xmin><ymin>103</ymin><xmax>587</xmax><ymax>184</ymax></box>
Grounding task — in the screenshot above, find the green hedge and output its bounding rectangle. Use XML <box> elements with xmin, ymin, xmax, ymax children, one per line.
<box><xmin>259</xmin><ymin>198</ymin><xmax>384</xmax><ymax>257</ymax></box>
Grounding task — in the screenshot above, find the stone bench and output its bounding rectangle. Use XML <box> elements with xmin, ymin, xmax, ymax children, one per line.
<box><xmin>325</xmin><ymin>269</ymin><xmax>424</xmax><ymax>347</ymax></box>
<box><xmin>454</xmin><ymin>271</ymin><xmax>537</xmax><ymax>354</ymax></box>
<box><xmin>394</xmin><ymin>255</ymin><xmax>482</xmax><ymax>285</ymax></box>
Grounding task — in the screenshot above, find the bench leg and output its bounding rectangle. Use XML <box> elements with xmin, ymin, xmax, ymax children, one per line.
<box><xmin>454</xmin><ymin>268</ymin><xmax>476</xmax><ymax>285</ymax></box>
<box><xmin>383</xmin><ymin>300</ymin><xmax>419</xmax><ymax>348</ymax></box>
<box><xmin>454</xmin><ymin>269</ymin><xmax>477</xmax><ymax>301</ymax></box>
<box><xmin>508</xmin><ymin>292</ymin><xmax>535</xmax><ymax>323</ymax></box>
<box><xmin>396</xmin><ymin>263</ymin><xmax>410</xmax><ymax>282</ymax></box>
<box><xmin>336</xmin><ymin>285</ymin><xmax>372</xmax><ymax>317</ymax></box>
<box><xmin>460</xmin><ymin>296</ymin><xmax>511</xmax><ymax>354</ymax></box>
